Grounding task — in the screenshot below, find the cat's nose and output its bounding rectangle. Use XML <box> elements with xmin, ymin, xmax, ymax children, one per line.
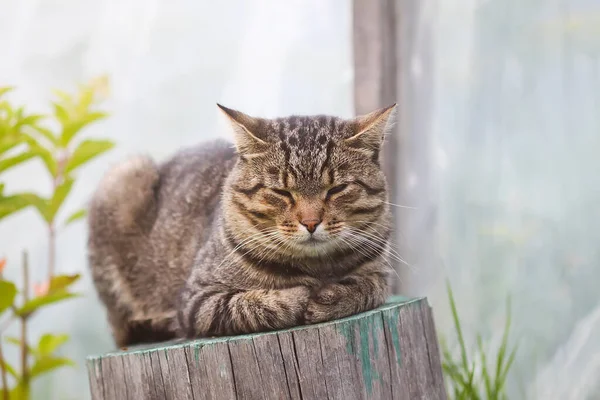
<box><xmin>300</xmin><ymin>219</ymin><xmax>321</xmax><ymax>234</ymax></box>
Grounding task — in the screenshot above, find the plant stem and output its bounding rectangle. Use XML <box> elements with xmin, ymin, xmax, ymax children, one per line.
<box><xmin>20</xmin><ymin>251</ymin><xmax>29</xmax><ymax>391</ymax></box>
<box><xmin>0</xmin><ymin>341</ymin><xmax>8</xmax><ymax>400</ymax></box>
<box><xmin>48</xmin><ymin>223</ymin><xmax>56</xmax><ymax>281</ymax></box>
<box><xmin>48</xmin><ymin>150</ymin><xmax>64</xmax><ymax>282</ymax></box>
<box><xmin>0</xmin><ymin>268</ymin><xmax>8</xmax><ymax>400</ymax></box>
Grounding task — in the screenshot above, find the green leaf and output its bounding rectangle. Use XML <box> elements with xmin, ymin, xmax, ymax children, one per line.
<box><xmin>22</xmin><ymin>134</ymin><xmax>58</xmax><ymax>176</ymax></box>
<box><xmin>14</xmin><ymin>114</ymin><xmax>44</xmax><ymax>129</ymax></box>
<box><xmin>477</xmin><ymin>334</ymin><xmax>493</xmax><ymax>398</ymax></box>
<box><xmin>0</xmin><ymin>87</ymin><xmax>14</xmax><ymax>98</ymax></box>
<box><xmin>15</xmin><ymin>291</ymin><xmax>79</xmax><ymax>317</ymax></box>
<box><xmin>0</xmin><ymin>280</ymin><xmax>17</xmax><ymax>314</ymax></box>
<box><xmin>0</xmin><ymin>192</ymin><xmax>50</xmax><ymax>222</ymax></box>
<box><xmin>0</xmin><ymin>150</ymin><xmax>38</xmax><ymax>173</ymax></box>
<box><xmin>52</xmin><ymin>89</ymin><xmax>72</xmax><ymax>104</ymax></box>
<box><xmin>64</xmin><ymin>208</ymin><xmax>86</xmax><ymax>226</ymax></box>
<box><xmin>52</xmin><ymin>103</ymin><xmax>69</xmax><ymax>125</ymax></box>
<box><xmin>47</xmin><ymin>178</ymin><xmax>74</xmax><ymax>221</ymax></box>
<box><xmin>60</xmin><ymin>112</ymin><xmax>108</xmax><ymax>146</ymax></box>
<box><xmin>0</xmin><ymin>193</ymin><xmax>33</xmax><ymax>220</ymax></box>
<box><xmin>13</xmin><ymin>274</ymin><xmax>80</xmax><ymax>316</ymax></box>
<box><xmin>48</xmin><ymin>274</ymin><xmax>80</xmax><ymax>292</ymax></box>
<box><xmin>4</xmin><ymin>336</ymin><xmax>20</xmax><ymax>346</ymax></box>
<box><xmin>0</xmin><ymin>132</ymin><xmax>26</xmax><ymax>155</ymax></box>
<box><xmin>10</xmin><ymin>382</ymin><xmax>29</xmax><ymax>400</ymax></box>
<box><xmin>65</xmin><ymin>139</ymin><xmax>113</xmax><ymax>173</ymax></box>
<box><xmin>30</xmin><ymin>356</ymin><xmax>75</xmax><ymax>378</ymax></box>
<box><xmin>0</xmin><ymin>357</ymin><xmax>18</xmax><ymax>379</ymax></box>
<box><xmin>30</xmin><ymin>125</ymin><xmax>58</xmax><ymax>146</ymax></box>
<box><xmin>38</xmin><ymin>333</ymin><xmax>69</xmax><ymax>357</ymax></box>
<box><xmin>4</xmin><ymin>336</ymin><xmax>38</xmax><ymax>357</ymax></box>
<box><xmin>446</xmin><ymin>280</ymin><xmax>470</xmax><ymax>372</ymax></box>
<box><xmin>77</xmin><ymin>86</ymin><xmax>94</xmax><ymax>113</ymax></box>
<box><xmin>494</xmin><ymin>297</ymin><xmax>512</xmax><ymax>390</ymax></box>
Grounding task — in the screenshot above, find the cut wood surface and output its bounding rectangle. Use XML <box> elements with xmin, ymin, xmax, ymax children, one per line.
<box><xmin>87</xmin><ymin>296</ymin><xmax>446</xmax><ymax>400</ymax></box>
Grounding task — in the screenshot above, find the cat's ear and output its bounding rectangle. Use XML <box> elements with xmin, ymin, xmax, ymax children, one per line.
<box><xmin>217</xmin><ymin>104</ymin><xmax>269</xmax><ymax>157</ymax></box>
<box><xmin>345</xmin><ymin>104</ymin><xmax>397</xmax><ymax>152</ymax></box>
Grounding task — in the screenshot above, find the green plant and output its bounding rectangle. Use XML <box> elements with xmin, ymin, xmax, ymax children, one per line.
<box><xmin>441</xmin><ymin>281</ymin><xmax>518</xmax><ymax>400</ymax></box>
<box><xmin>0</xmin><ymin>77</ymin><xmax>113</xmax><ymax>399</ymax></box>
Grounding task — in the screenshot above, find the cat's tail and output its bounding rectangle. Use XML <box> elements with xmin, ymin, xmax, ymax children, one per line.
<box><xmin>88</xmin><ymin>155</ymin><xmax>160</xmax><ymax>236</ymax></box>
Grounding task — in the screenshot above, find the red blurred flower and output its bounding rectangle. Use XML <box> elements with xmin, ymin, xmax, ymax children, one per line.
<box><xmin>33</xmin><ymin>281</ymin><xmax>50</xmax><ymax>297</ymax></box>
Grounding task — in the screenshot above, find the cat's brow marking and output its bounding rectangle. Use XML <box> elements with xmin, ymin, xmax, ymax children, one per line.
<box><xmin>232</xmin><ymin>183</ymin><xmax>265</xmax><ymax>196</ymax></box>
<box><xmin>353</xmin><ymin>179</ymin><xmax>385</xmax><ymax>195</ymax></box>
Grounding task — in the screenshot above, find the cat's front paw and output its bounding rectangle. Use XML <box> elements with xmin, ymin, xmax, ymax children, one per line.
<box><xmin>303</xmin><ymin>285</ymin><xmax>347</xmax><ymax>324</ymax></box>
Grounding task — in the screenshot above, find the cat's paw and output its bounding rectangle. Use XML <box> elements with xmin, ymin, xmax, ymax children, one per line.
<box><xmin>279</xmin><ymin>286</ymin><xmax>311</xmax><ymax>322</ymax></box>
<box><xmin>286</xmin><ymin>286</ymin><xmax>311</xmax><ymax>305</ymax></box>
<box><xmin>304</xmin><ymin>299</ymin><xmax>337</xmax><ymax>324</ymax></box>
<box><xmin>303</xmin><ymin>285</ymin><xmax>346</xmax><ymax>324</ymax></box>
<box><xmin>312</xmin><ymin>285</ymin><xmax>342</xmax><ymax>305</ymax></box>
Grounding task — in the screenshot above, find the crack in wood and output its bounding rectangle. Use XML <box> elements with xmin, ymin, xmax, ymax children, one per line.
<box><xmin>182</xmin><ymin>345</ymin><xmax>198</xmax><ymax>400</ymax></box>
<box><xmin>225</xmin><ymin>342</ymin><xmax>239</xmax><ymax>399</ymax></box>
<box><xmin>379</xmin><ymin>313</ymin><xmax>395</xmax><ymax>399</ymax></box>
<box><xmin>275</xmin><ymin>333</ymin><xmax>295</xmax><ymax>399</ymax></box>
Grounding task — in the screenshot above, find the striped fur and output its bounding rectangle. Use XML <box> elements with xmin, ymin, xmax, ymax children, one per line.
<box><xmin>88</xmin><ymin>104</ymin><xmax>396</xmax><ymax>345</ymax></box>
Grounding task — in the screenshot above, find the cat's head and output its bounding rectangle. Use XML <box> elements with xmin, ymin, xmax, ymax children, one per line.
<box><xmin>221</xmin><ymin>104</ymin><xmax>395</xmax><ymax>260</ymax></box>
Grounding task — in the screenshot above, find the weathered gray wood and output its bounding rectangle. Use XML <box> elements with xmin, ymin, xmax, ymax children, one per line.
<box><xmin>291</xmin><ymin>327</ymin><xmax>329</xmax><ymax>399</ymax></box>
<box><xmin>121</xmin><ymin>351</ymin><xmax>153</xmax><ymax>399</ymax></box>
<box><xmin>275</xmin><ymin>332</ymin><xmax>303</xmax><ymax>400</ymax></box>
<box><xmin>87</xmin><ymin>357</ymin><xmax>104</xmax><ymax>400</ymax></box>
<box><xmin>227</xmin><ymin>338</ymin><xmax>265</xmax><ymax>400</ymax></box>
<box><xmin>158</xmin><ymin>347</ymin><xmax>195</xmax><ymax>400</ymax></box>
<box><xmin>148</xmin><ymin>350</ymin><xmax>168</xmax><ymax>398</ymax></box>
<box><xmin>184</xmin><ymin>341</ymin><xmax>237</xmax><ymax>400</ymax></box>
<box><xmin>87</xmin><ymin>297</ymin><xmax>446</xmax><ymax>400</ymax></box>
<box><xmin>421</xmin><ymin>301</ymin><xmax>447</xmax><ymax>400</ymax></box>
<box><xmin>252</xmin><ymin>334</ymin><xmax>294</xmax><ymax>400</ymax></box>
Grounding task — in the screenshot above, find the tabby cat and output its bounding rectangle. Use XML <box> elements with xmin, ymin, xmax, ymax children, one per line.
<box><xmin>87</xmin><ymin>104</ymin><xmax>395</xmax><ymax>347</ymax></box>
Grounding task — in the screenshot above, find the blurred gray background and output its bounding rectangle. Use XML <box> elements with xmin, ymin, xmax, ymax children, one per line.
<box><xmin>1</xmin><ymin>0</ymin><xmax>599</xmax><ymax>398</ymax></box>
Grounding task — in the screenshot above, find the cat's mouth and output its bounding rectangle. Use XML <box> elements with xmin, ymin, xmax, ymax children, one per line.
<box><xmin>304</xmin><ymin>236</ymin><xmax>323</xmax><ymax>244</ymax></box>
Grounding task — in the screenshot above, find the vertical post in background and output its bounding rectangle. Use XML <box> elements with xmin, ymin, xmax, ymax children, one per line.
<box><xmin>353</xmin><ymin>0</ymin><xmax>436</xmax><ymax>296</ymax></box>
<box><xmin>353</xmin><ymin>0</ymin><xmax>403</xmax><ymax>293</ymax></box>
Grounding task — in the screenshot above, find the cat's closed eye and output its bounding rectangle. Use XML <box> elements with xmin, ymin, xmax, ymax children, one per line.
<box><xmin>326</xmin><ymin>184</ymin><xmax>348</xmax><ymax>199</ymax></box>
<box><xmin>271</xmin><ymin>188</ymin><xmax>294</xmax><ymax>200</ymax></box>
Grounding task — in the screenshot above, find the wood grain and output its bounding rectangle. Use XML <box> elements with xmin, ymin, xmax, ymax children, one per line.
<box><xmin>87</xmin><ymin>297</ymin><xmax>446</xmax><ymax>400</ymax></box>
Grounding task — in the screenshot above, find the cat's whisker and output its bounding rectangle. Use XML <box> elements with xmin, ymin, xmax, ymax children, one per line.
<box><xmin>339</xmin><ymin>234</ymin><xmax>402</xmax><ymax>282</ymax></box>
<box><xmin>353</xmin><ymin>220</ymin><xmax>411</xmax><ymax>250</ymax></box>
<box><xmin>382</xmin><ymin>201</ymin><xmax>417</xmax><ymax>210</ymax></box>
<box><xmin>337</xmin><ymin>236</ymin><xmax>373</xmax><ymax>264</ymax></box>
<box><xmin>214</xmin><ymin>228</ymin><xmax>281</xmax><ymax>270</ymax></box>
<box><xmin>349</xmin><ymin>225</ymin><xmax>406</xmax><ymax>260</ymax></box>
<box><xmin>344</xmin><ymin>229</ymin><xmax>412</xmax><ymax>268</ymax></box>
<box><xmin>342</xmin><ymin>234</ymin><xmax>403</xmax><ymax>282</ymax></box>
<box><xmin>254</xmin><ymin>233</ymin><xmax>288</xmax><ymax>264</ymax></box>
<box><xmin>346</xmin><ymin>228</ymin><xmax>408</xmax><ymax>264</ymax></box>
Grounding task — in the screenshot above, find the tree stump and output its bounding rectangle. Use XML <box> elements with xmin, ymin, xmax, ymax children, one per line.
<box><xmin>86</xmin><ymin>296</ymin><xmax>446</xmax><ymax>399</ymax></box>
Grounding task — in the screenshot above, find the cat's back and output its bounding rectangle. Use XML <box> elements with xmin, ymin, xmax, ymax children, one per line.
<box><xmin>139</xmin><ymin>139</ymin><xmax>237</xmax><ymax>279</ymax></box>
<box><xmin>156</xmin><ymin>139</ymin><xmax>237</xmax><ymax>209</ymax></box>
<box><xmin>89</xmin><ymin>138</ymin><xmax>237</xmax><ymax>239</ymax></box>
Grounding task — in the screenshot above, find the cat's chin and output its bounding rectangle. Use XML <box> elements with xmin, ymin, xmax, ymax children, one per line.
<box><xmin>289</xmin><ymin>237</ymin><xmax>342</xmax><ymax>258</ymax></box>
